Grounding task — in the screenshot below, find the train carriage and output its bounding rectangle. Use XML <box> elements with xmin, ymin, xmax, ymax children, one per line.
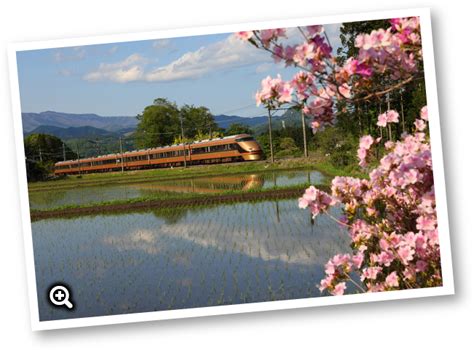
<box><xmin>54</xmin><ymin>134</ymin><xmax>263</xmax><ymax>176</ymax></box>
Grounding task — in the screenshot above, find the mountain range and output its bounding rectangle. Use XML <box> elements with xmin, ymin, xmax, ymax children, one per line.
<box><xmin>22</xmin><ymin>111</ymin><xmax>138</xmax><ymax>133</ymax></box>
<box><xmin>22</xmin><ymin>110</ymin><xmax>306</xmax><ymax>140</ymax></box>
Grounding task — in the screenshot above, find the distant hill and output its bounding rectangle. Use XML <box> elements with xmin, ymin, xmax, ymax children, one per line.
<box><xmin>214</xmin><ymin>110</ymin><xmax>307</xmax><ymax>134</ymax></box>
<box><xmin>21</xmin><ymin>110</ymin><xmax>306</xmax><ymax>140</ymax></box>
<box><xmin>214</xmin><ymin>115</ymin><xmax>267</xmax><ymax>129</ymax></box>
<box><xmin>21</xmin><ymin>111</ymin><xmax>138</xmax><ymax>133</ymax></box>
<box><xmin>25</xmin><ymin>125</ymin><xmax>119</xmax><ymax>140</ymax></box>
<box><xmin>22</xmin><ymin>111</ymin><xmax>268</xmax><ymax>134</ymax></box>
<box><xmin>250</xmin><ymin>109</ymin><xmax>310</xmax><ymax>135</ymax></box>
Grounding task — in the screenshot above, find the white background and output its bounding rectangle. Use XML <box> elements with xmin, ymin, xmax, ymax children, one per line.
<box><xmin>0</xmin><ymin>0</ymin><xmax>471</xmax><ymax>348</ymax></box>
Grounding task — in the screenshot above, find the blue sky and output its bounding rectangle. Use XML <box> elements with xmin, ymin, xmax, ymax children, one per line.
<box><xmin>16</xmin><ymin>24</ymin><xmax>341</xmax><ymax>118</ymax></box>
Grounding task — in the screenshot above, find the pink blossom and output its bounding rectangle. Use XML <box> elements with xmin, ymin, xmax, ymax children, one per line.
<box><xmin>420</xmin><ymin>106</ymin><xmax>428</xmax><ymax>121</ymax></box>
<box><xmin>386</xmin><ymin>110</ymin><xmax>399</xmax><ymax>123</ymax></box>
<box><xmin>416</xmin><ymin>260</ymin><xmax>428</xmax><ymax>272</ymax></box>
<box><xmin>338</xmin><ymin>83</ymin><xmax>351</xmax><ymax>98</ymax></box>
<box><xmin>298</xmin><ymin>197</ymin><xmax>309</xmax><ymax>209</ymax></box>
<box><xmin>397</xmin><ymin>246</ymin><xmax>415</xmax><ymax>265</ymax></box>
<box><xmin>414</xmin><ymin>119</ymin><xmax>426</xmax><ymax>131</ymax></box>
<box><xmin>319</xmin><ymin>275</ymin><xmax>334</xmax><ymax>293</ymax></box>
<box><xmin>377</xmin><ymin>251</ymin><xmax>394</xmax><ymax>266</ymax></box>
<box><xmin>299</xmin><ymin>187</ymin><xmax>334</xmax><ymax>217</ymax></box>
<box><xmin>352</xmin><ymin>252</ymin><xmax>364</xmax><ymax>269</ymax></box>
<box><xmin>306</xmin><ymin>25</ymin><xmax>324</xmax><ymax>36</ymax></box>
<box><xmin>293</xmin><ymin>42</ymin><xmax>315</xmax><ymax>64</ymax></box>
<box><xmin>259</xmin><ymin>29</ymin><xmax>286</xmax><ymax>47</ymax></box>
<box><xmin>331</xmin><ymin>282</ymin><xmax>347</xmax><ymax>296</ymax></box>
<box><xmin>416</xmin><ymin>215</ymin><xmax>437</xmax><ymax>231</ymax></box>
<box><xmin>357</xmin><ymin>148</ymin><xmax>367</xmax><ymax>167</ymax></box>
<box><xmin>359</xmin><ymin>135</ymin><xmax>374</xmax><ymax>150</ymax></box>
<box><xmin>277</xmin><ymin>82</ymin><xmax>293</xmax><ymax>103</ymax></box>
<box><xmin>377</xmin><ymin>113</ymin><xmax>388</xmax><ymax>127</ymax></box>
<box><xmin>385</xmin><ymin>272</ymin><xmax>399</xmax><ymax>287</ymax></box>
<box><xmin>303</xmin><ymin>186</ymin><xmax>318</xmax><ymax>201</ymax></box>
<box><xmin>355</xmin><ymin>62</ymin><xmax>372</xmax><ymax>77</ymax></box>
<box><xmin>361</xmin><ymin>267</ymin><xmax>382</xmax><ymax>281</ymax></box>
<box><xmin>342</xmin><ymin>57</ymin><xmax>358</xmax><ymax>76</ymax></box>
<box><xmin>236</xmin><ymin>31</ymin><xmax>253</xmax><ymax>40</ymax></box>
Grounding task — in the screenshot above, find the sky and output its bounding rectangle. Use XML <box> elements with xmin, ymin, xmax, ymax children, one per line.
<box><xmin>16</xmin><ymin>23</ymin><xmax>341</xmax><ymax>118</ymax></box>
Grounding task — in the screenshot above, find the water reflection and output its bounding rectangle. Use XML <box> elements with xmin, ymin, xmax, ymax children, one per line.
<box><xmin>32</xmin><ymin>199</ymin><xmax>351</xmax><ymax>321</ymax></box>
<box><xmin>29</xmin><ymin>170</ymin><xmax>325</xmax><ymax>210</ymax></box>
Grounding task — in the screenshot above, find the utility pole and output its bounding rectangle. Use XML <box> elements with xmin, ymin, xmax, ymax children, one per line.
<box><xmin>267</xmin><ymin>108</ymin><xmax>274</xmax><ymax>163</ymax></box>
<box><xmin>301</xmin><ymin>108</ymin><xmax>308</xmax><ymax>158</ymax></box>
<box><xmin>400</xmin><ymin>89</ymin><xmax>406</xmax><ymax>133</ymax></box>
<box><xmin>62</xmin><ymin>142</ymin><xmax>66</xmax><ymax>161</ymax></box>
<box><xmin>386</xmin><ymin>92</ymin><xmax>392</xmax><ymax>141</ymax></box>
<box><xmin>179</xmin><ymin>114</ymin><xmax>187</xmax><ymax>168</ymax></box>
<box><xmin>119</xmin><ymin>137</ymin><xmax>124</xmax><ymax>173</ymax></box>
<box><xmin>76</xmin><ymin>143</ymin><xmax>81</xmax><ymax>174</ymax></box>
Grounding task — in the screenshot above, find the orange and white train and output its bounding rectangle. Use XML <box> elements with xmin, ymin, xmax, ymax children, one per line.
<box><xmin>54</xmin><ymin>134</ymin><xmax>263</xmax><ymax>175</ymax></box>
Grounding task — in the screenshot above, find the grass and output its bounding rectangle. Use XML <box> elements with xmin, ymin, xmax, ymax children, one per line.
<box><xmin>28</xmin><ymin>153</ymin><xmax>365</xmax><ymax>220</ymax></box>
<box><xmin>30</xmin><ymin>183</ymin><xmax>332</xmax><ymax>220</ymax></box>
<box><xmin>27</xmin><ymin>155</ymin><xmax>363</xmax><ymax>192</ymax></box>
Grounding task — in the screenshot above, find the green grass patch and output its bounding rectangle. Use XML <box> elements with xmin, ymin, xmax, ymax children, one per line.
<box><xmin>28</xmin><ymin>156</ymin><xmax>364</xmax><ymax>193</ymax></box>
<box><xmin>30</xmin><ymin>183</ymin><xmax>315</xmax><ymax>214</ymax></box>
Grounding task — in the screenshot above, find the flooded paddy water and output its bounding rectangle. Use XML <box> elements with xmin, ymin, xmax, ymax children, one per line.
<box><xmin>32</xmin><ymin>199</ymin><xmax>352</xmax><ymax>321</ymax></box>
<box><xmin>28</xmin><ymin>169</ymin><xmax>324</xmax><ymax>210</ymax></box>
<box><xmin>29</xmin><ymin>168</ymin><xmax>354</xmax><ymax>321</ymax></box>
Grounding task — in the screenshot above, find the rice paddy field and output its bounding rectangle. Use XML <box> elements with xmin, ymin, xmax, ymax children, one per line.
<box><xmin>29</xmin><ymin>167</ymin><xmax>355</xmax><ymax>321</ymax></box>
<box><xmin>32</xmin><ymin>198</ymin><xmax>352</xmax><ymax>321</ymax></box>
<box><xmin>28</xmin><ymin>169</ymin><xmax>324</xmax><ymax>210</ymax></box>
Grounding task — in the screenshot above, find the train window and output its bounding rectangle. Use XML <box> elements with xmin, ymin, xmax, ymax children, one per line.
<box><xmin>192</xmin><ymin>147</ymin><xmax>207</xmax><ymax>154</ymax></box>
<box><xmin>235</xmin><ymin>137</ymin><xmax>254</xmax><ymax>142</ymax></box>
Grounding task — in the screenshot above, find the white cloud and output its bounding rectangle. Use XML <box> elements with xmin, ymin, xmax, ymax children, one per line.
<box><xmin>83</xmin><ymin>53</ymin><xmax>148</xmax><ymax>83</ymax></box>
<box><xmin>144</xmin><ymin>34</ymin><xmax>269</xmax><ymax>82</ymax></box>
<box><xmin>152</xmin><ymin>39</ymin><xmax>171</xmax><ymax>49</ymax></box>
<box><xmin>53</xmin><ymin>46</ymin><xmax>86</xmax><ymax>62</ymax></box>
<box><xmin>58</xmin><ymin>68</ymin><xmax>72</xmax><ymax>77</ymax></box>
<box><xmin>108</xmin><ymin>45</ymin><xmax>118</xmax><ymax>55</ymax></box>
<box><xmin>255</xmin><ymin>62</ymin><xmax>273</xmax><ymax>74</ymax></box>
<box><xmin>84</xmin><ymin>34</ymin><xmax>269</xmax><ymax>83</ymax></box>
<box><xmin>83</xmin><ymin>24</ymin><xmax>341</xmax><ymax>84</ymax></box>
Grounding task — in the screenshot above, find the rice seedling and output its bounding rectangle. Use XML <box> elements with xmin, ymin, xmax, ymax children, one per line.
<box><xmin>32</xmin><ymin>196</ymin><xmax>351</xmax><ymax>321</ymax></box>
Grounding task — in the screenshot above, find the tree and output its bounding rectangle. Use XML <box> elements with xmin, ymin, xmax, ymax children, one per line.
<box><xmin>180</xmin><ymin>104</ymin><xmax>218</xmax><ymax>139</ymax></box>
<box><xmin>276</xmin><ymin>137</ymin><xmax>300</xmax><ymax>158</ymax></box>
<box><xmin>135</xmin><ymin>98</ymin><xmax>181</xmax><ymax>148</ymax></box>
<box><xmin>24</xmin><ymin>133</ymin><xmax>76</xmax><ymax>181</ymax></box>
<box><xmin>224</xmin><ymin>123</ymin><xmax>253</xmax><ymax>136</ymax></box>
<box><xmin>135</xmin><ymin>98</ymin><xmax>219</xmax><ymax>148</ymax></box>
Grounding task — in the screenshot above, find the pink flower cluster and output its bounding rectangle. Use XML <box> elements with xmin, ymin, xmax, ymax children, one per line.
<box><xmin>357</xmin><ymin>135</ymin><xmax>375</xmax><ymax>167</ymax></box>
<box><xmin>355</xmin><ymin>18</ymin><xmax>421</xmax><ymax>80</ymax></box>
<box><xmin>302</xmin><ymin>107</ymin><xmax>442</xmax><ymax>295</ymax></box>
<box><xmin>237</xmin><ymin>18</ymin><xmax>437</xmax><ymax>297</ymax></box>
<box><xmin>255</xmin><ymin>74</ymin><xmax>293</xmax><ymax>108</ymax></box>
<box><xmin>298</xmin><ymin>185</ymin><xmax>334</xmax><ymax>217</ymax></box>
<box><xmin>236</xmin><ymin>17</ymin><xmax>422</xmax><ymax>132</ymax></box>
<box><xmin>377</xmin><ymin>110</ymin><xmax>400</xmax><ymax>127</ymax></box>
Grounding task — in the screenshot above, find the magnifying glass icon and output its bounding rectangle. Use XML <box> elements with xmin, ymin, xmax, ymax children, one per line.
<box><xmin>49</xmin><ymin>285</ymin><xmax>74</xmax><ymax>309</ymax></box>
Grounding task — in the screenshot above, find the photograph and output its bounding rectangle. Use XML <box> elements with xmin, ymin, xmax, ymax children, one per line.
<box><xmin>9</xmin><ymin>8</ymin><xmax>453</xmax><ymax>330</ymax></box>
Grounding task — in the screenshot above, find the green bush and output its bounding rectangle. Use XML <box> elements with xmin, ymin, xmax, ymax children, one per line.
<box><xmin>313</xmin><ymin>127</ymin><xmax>358</xmax><ymax>167</ymax></box>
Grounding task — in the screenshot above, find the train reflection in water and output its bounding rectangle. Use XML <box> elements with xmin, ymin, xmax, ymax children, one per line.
<box><xmin>132</xmin><ymin>174</ymin><xmax>266</xmax><ymax>194</ymax></box>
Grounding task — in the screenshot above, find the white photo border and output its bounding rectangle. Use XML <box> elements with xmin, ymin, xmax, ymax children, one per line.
<box><xmin>7</xmin><ymin>7</ymin><xmax>454</xmax><ymax>331</ymax></box>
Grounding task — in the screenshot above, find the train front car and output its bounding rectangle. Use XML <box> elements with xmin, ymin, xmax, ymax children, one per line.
<box><xmin>234</xmin><ymin>134</ymin><xmax>263</xmax><ymax>161</ymax></box>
